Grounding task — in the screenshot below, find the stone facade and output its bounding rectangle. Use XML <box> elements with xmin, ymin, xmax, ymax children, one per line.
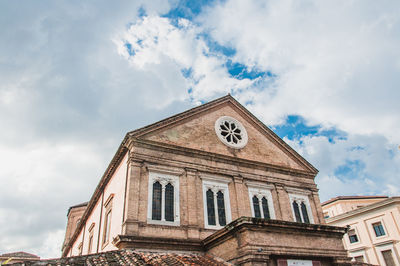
<box><xmin>61</xmin><ymin>95</ymin><xmax>351</xmax><ymax>265</ymax></box>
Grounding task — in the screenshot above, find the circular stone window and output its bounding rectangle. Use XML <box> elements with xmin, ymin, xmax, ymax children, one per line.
<box><xmin>215</xmin><ymin>116</ymin><xmax>248</xmax><ymax>149</ymax></box>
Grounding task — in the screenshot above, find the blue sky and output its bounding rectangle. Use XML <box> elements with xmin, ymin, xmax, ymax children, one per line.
<box><xmin>1</xmin><ymin>0</ymin><xmax>400</xmax><ymax>259</ymax></box>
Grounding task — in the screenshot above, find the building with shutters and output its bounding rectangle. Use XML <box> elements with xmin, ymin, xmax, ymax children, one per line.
<box><xmin>322</xmin><ymin>196</ymin><xmax>400</xmax><ymax>265</ymax></box>
<box><xmin>58</xmin><ymin>95</ymin><xmax>352</xmax><ymax>265</ymax></box>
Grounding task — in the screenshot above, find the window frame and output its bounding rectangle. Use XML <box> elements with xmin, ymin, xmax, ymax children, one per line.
<box><xmin>246</xmin><ymin>183</ymin><xmax>275</xmax><ymax>219</ymax></box>
<box><xmin>102</xmin><ymin>194</ymin><xmax>114</xmax><ymax>249</ymax></box>
<box><xmin>288</xmin><ymin>193</ymin><xmax>314</xmax><ymax>224</ymax></box>
<box><xmin>147</xmin><ymin>171</ymin><xmax>180</xmax><ymax>226</ymax></box>
<box><xmin>372</xmin><ymin>222</ymin><xmax>386</xmax><ymax>237</ymax></box>
<box><xmin>349</xmin><ymin>249</ymin><xmax>367</xmax><ymax>263</ymax></box>
<box><xmin>87</xmin><ymin>222</ymin><xmax>95</xmax><ymax>254</ymax></box>
<box><xmin>348</xmin><ymin>228</ymin><xmax>360</xmax><ymax>244</ymax></box>
<box><xmin>201</xmin><ymin>175</ymin><xmax>232</xmax><ymax>230</ymax></box>
<box><xmin>375</xmin><ymin>243</ymin><xmax>400</xmax><ymax>266</ymax></box>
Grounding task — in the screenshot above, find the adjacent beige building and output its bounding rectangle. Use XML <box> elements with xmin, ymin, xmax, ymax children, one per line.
<box><xmin>60</xmin><ymin>95</ymin><xmax>352</xmax><ymax>265</ymax></box>
<box><xmin>322</xmin><ymin>196</ymin><xmax>400</xmax><ymax>265</ymax></box>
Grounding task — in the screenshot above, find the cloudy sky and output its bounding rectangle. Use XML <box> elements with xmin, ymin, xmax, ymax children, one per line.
<box><xmin>1</xmin><ymin>0</ymin><xmax>399</xmax><ymax>259</ymax></box>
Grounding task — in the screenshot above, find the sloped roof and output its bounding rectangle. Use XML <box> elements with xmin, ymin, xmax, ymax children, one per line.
<box><xmin>321</xmin><ymin>195</ymin><xmax>388</xmax><ymax>206</ymax></box>
<box><xmin>0</xmin><ymin>251</ymin><xmax>39</xmax><ymax>258</ymax></box>
<box><xmin>14</xmin><ymin>249</ymin><xmax>230</xmax><ymax>265</ymax></box>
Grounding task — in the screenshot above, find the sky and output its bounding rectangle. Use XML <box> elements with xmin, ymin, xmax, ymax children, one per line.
<box><xmin>1</xmin><ymin>0</ymin><xmax>399</xmax><ymax>259</ymax></box>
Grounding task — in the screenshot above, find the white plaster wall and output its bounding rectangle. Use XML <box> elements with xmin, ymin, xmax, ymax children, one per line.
<box><xmin>70</xmin><ymin>229</ymin><xmax>83</xmax><ymax>256</ymax></box>
<box><xmin>81</xmin><ymin>198</ymin><xmax>102</xmax><ymax>255</ymax></box>
<box><xmin>99</xmin><ymin>153</ymin><xmax>128</xmax><ymax>252</ymax></box>
<box><xmin>327</xmin><ymin>203</ymin><xmax>400</xmax><ymax>265</ymax></box>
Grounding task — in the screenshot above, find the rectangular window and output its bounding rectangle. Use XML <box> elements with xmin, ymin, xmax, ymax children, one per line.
<box><xmin>354</xmin><ymin>256</ymin><xmax>364</xmax><ymax>262</ymax></box>
<box><xmin>147</xmin><ymin>172</ymin><xmax>180</xmax><ymax>226</ymax></box>
<box><xmin>102</xmin><ymin>194</ymin><xmax>113</xmax><ymax>247</ymax></box>
<box><xmin>382</xmin><ymin>250</ymin><xmax>395</xmax><ymax>266</ymax></box>
<box><xmin>103</xmin><ymin>209</ymin><xmax>112</xmax><ymax>244</ymax></box>
<box><xmin>348</xmin><ymin>229</ymin><xmax>359</xmax><ymax>243</ymax></box>
<box><xmin>372</xmin><ymin>222</ymin><xmax>386</xmax><ymax>237</ymax></box>
<box><xmin>87</xmin><ymin>223</ymin><xmax>95</xmax><ymax>254</ymax></box>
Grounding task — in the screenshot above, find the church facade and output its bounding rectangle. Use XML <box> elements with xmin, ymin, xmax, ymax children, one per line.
<box><xmin>62</xmin><ymin>95</ymin><xmax>351</xmax><ymax>265</ymax></box>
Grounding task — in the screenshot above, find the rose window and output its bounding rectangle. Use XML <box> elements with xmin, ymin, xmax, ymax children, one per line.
<box><xmin>214</xmin><ymin>116</ymin><xmax>248</xmax><ymax>148</ymax></box>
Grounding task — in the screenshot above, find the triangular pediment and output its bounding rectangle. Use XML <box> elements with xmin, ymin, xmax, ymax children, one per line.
<box><xmin>130</xmin><ymin>96</ymin><xmax>317</xmax><ymax>174</ymax></box>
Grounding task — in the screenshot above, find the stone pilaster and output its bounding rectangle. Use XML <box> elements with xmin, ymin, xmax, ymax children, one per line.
<box><xmin>233</xmin><ymin>176</ymin><xmax>251</xmax><ymax>217</ymax></box>
<box><xmin>311</xmin><ymin>191</ymin><xmax>325</xmax><ymax>224</ymax></box>
<box><xmin>276</xmin><ymin>185</ymin><xmax>293</xmax><ymax>221</ymax></box>
<box><xmin>122</xmin><ymin>158</ymin><xmax>143</xmax><ymax>235</ymax></box>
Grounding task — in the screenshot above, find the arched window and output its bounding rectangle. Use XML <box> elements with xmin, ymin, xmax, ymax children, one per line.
<box><xmin>292</xmin><ymin>201</ymin><xmax>302</xmax><ymax>223</ymax></box>
<box><xmin>165</xmin><ymin>183</ymin><xmax>174</xmax><ymax>222</ymax></box>
<box><xmin>217</xmin><ymin>191</ymin><xmax>226</xmax><ymax>226</ymax></box>
<box><xmin>206</xmin><ymin>189</ymin><xmax>216</xmax><ymax>225</ymax></box>
<box><xmin>252</xmin><ymin>196</ymin><xmax>261</xmax><ymax>218</ymax></box>
<box><xmin>152</xmin><ymin>181</ymin><xmax>162</xmax><ymax>220</ymax></box>
<box><xmin>262</xmin><ymin>197</ymin><xmax>270</xmax><ymax>219</ymax></box>
<box><xmin>300</xmin><ymin>202</ymin><xmax>310</xmax><ymax>224</ymax></box>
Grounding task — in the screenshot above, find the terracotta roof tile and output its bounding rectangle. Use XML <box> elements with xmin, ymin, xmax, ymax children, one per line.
<box><xmin>13</xmin><ymin>249</ymin><xmax>230</xmax><ymax>266</ymax></box>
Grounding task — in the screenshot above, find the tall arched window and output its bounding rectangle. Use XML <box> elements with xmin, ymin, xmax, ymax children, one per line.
<box><xmin>206</xmin><ymin>189</ymin><xmax>216</xmax><ymax>225</ymax></box>
<box><xmin>261</xmin><ymin>197</ymin><xmax>270</xmax><ymax>219</ymax></box>
<box><xmin>292</xmin><ymin>201</ymin><xmax>302</xmax><ymax>223</ymax></box>
<box><xmin>152</xmin><ymin>181</ymin><xmax>162</xmax><ymax>220</ymax></box>
<box><xmin>148</xmin><ymin>172</ymin><xmax>180</xmax><ymax>226</ymax></box>
<box><xmin>217</xmin><ymin>191</ymin><xmax>226</xmax><ymax>226</ymax></box>
<box><xmin>165</xmin><ymin>183</ymin><xmax>174</xmax><ymax>222</ymax></box>
<box><xmin>252</xmin><ymin>196</ymin><xmax>261</xmax><ymax>218</ymax></box>
<box><xmin>248</xmin><ymin>186</ymin><xmax>275</xmax><ymax>219</ymax></box>
<box><xmin>300</xmin><ymin>202</ymin><xmax>310</xmax><ymax>224</ymax></box>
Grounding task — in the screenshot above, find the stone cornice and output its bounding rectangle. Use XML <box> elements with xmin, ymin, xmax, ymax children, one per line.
<box><xmin>325</xmin><ymin>197</ymin><xmax>400</xmax><ymax>223</ymax></box>
<box><xmin>202</xmin><ymin>216</ymin><xmax>347</xmax><ymax>250</ymax></box>
<box><xmin>131</xmin><ymin>138</ymin><xmax>316</xmax><ymax>179</ymax></box>
<box><xmin>130</xmin><ymin>151</ymin><xmax>318</xmax><ymax>191</ymax></box>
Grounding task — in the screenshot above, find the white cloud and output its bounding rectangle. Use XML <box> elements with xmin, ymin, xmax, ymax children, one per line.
<box><xmin>116</xmin><ymin>15</ymin><xmax>256</xmax><ymax>101</ymax></box>
<box><xmin>200</xmin><ymin>0</ymin><xmax>400</xmax><ymax>142</ymax></box>
<box><xmin>285</xmin><ymin>134</ymin><xmax>400</xmax><ymax>201</ymax></box>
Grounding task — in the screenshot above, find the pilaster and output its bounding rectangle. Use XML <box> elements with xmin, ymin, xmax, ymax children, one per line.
<box><xmin>122</xmin><ymin>158</ymin><xmax>143</xmax><ymax>235</ymax></box>
<box><xmin>276</xmin><ymin>185</ymin><xmax>293</xmax><ymax>221</ymax></box>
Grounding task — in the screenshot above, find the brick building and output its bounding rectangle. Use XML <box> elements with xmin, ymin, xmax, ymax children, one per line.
<box><xmin>58</xmin><ymin>95</ymin><xmax>351</xmax><ymax>265</ymax></box>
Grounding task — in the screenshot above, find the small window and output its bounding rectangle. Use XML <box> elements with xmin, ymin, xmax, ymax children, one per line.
<box><xmin>372</xmin><ymin>222</ymin><xmax>386</xmax><ymax>237</ymax></box>
<box><xmin>382</xmin><ymin>250</ymin><xmax>396</xmax><ymax>266</ymax></box>
<box><xmin>293</xmin><ymin>201</ymin><xmax>302</xmax><ymax>222</ymax></box>
<box><xmin>261</xmin><ymin>197</ymin><xmax>270</xmax><ymax>219</ymax></box>
<box><xmin>78</xmin><ymin>242</ymin><xmax>83</xmax><ymax>256</ymax></box>
<box><xmin>217</xmin><ymin>191</ymin><xmax>226</xmax><ymax>226</ymax></box>
<box><xmin>206</xmin><ymin>189</ymin><xmax>216</xmax><ymax>226</ymax></box>
<box><xmin>87</xmin><ymin>223</ymin><xmax>95</xmax><ymax>254</ymax></box>
<box><xmin>323</xmin><ymin>212</ymin><xmax>329</xmax><ymax>219</ymax></box>
<box><xmin>354</xmin><ymin>256</ymin><xmax>364</xmax><ymax>262</ymax></box>
<box><xmin>348</xmin><ymin>229</ymin><xmax>359</xmax><ymax>243</ymax></box>
<box><xmin>252</xmin><ymin>196</ymin><xmax>261</xmax><ymax>218</ymax></box>
<box><xmin>152</xmin><ymin>181</ymin><xmax>162</xmax><ymax>220</ymax></box>
<box><xmin>103</xmin><ymin>209</ymin><xmax>112</xmax><ymax>244</ymax></box>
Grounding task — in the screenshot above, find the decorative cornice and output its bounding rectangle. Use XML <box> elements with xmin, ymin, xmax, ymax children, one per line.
<box><xmin>326</xmin><ymin>197</ymin><xmax>400</xmax><ymax>223</ymax></box>
<box><xmin>285</xmin><ymin>186</ymin><xmax>312</xmax><ymax>196</ymax></box>
<box><xmin>145</xmin><ymin>163</ymin><xmax>185</xmax><ymax>176</ymax></box>
<box><xmin>132</xmin><ymin>139</ymin><xmax>316</xmax><ymax>179</ymax></box>
<box><xmin>245</xmin><ymin>181</ymin><xmax>274</xmax><ymax>190</ymax></box>
<box><xmin>200</xmin><ymin>173</ymin><xmax>232</xmax><ymax>184</ymax></box>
